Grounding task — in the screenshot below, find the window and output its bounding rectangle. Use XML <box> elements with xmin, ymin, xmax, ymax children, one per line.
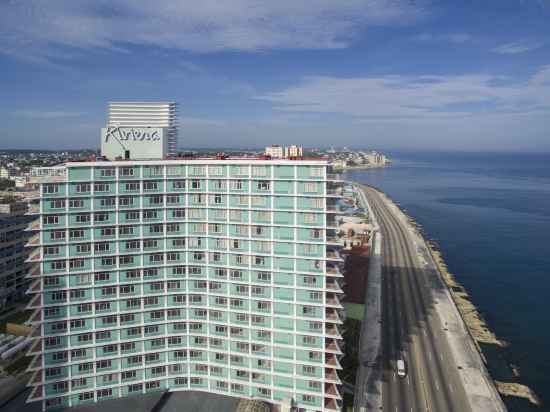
<box><xmin>304</xmin><ymin>182</ymin><xmax>317</xmax><ymax>193</ymax></box>
<box><xmin>76</xmin><ymin>214</ymin><xmax>90</xmax><ymax>223</ymax></box>
<box><xmin>46</xmin><ymin>244</ymin><xmax>62</xmax><ymax>254</ymax></box>
<box><xmin>50</xmin><ymin>199</ymin><xmax>65</xmax><ymax>209</ymax></box>
<box><xmin>148</xmin><ymin>195</ymin><xmax>163</xmax><ymax>205</ymax></box>
<box><xmin>257</xmin><ymin>272</ymin><xmax>270</xmax><ymax>281</ymax></box>
<box><xmin>119</xmin><ymin>196</ymin><xmax>134</xmax><ymax>206</ymax></box>
<box><xmin>310</xmin><ymin>167</ymin><xmax>323</xmax><ymax>177</ymax></box>
<box><xmin>50</xmin><ymin>230</ymin><xmax>65</xmax><ymax>240</ymax></box>
<box><xmin>252</xmin><ymin>166</ymin><xmax>267</xmax><ymax>177</ymax></box>
<box><xmin>256</xmin><ymin>181</ymin><xmax>270</xmax><ymax>191</ymax></box>
<box><xmin>304</xmin><ymin>213</ymin><xmax>317</xmax><ymax>224</ymax></box>
<box><xmin>125</xmin><ymin>182</ymin><xmax>139</xmax><ymax>191</ymax></box>
<box><xmin>251</xmin><ymin>196</ymin><xmax>266</xmax><ymax>207</ymax></box>
<box><xmin>75</xmin><ymin>183</ymin><xmax>90</xmax><ymax>193</ymax></box>
<box><xmin>119</xmin><ymin>226</ymin><xmax>134</xmax><ymax>235</ymax></box>
<box><xmin>94</xmin><ymin>212</ymin><xmax>109</xmax><ymax>222</ymax></box>
<box><xmin>99</xmin><ymin>168</ymin><xmax>115</xmax><ymax>177</ymax></box>
<box><xmin>143</xmin><ymin>210</ymin><xmax>158</xmax><ymax>219</ymax></box>
<box><xmin>191</xmin><ymin>180</ymin><xmax>201</xmax><ymax>189</ymax></box>
<box><xmin>69</xmin><ymin>199</ymin><xmax>84</xmax><ymax>208</ymax></box>
<box><xmin>230</xmin><ymin>180</ymin><xmax>243</xmax><ymax>190</ymax></box>
<box><xmin>173</xmin><ymin>180</ymin><xmax>185</xmax><ymax>189</ymax></box>
<box><xmin>120</xmin><ymin>167</ymin><xmax>134</xmax><ymax>176</ymax></box>
<box><xmin>44</xmin><ymin>184</ymin><xmax>59</xmax><ymax>194</ymax></box>
<box><xmin>94</xmin><ymin>183</ymin><xmax>110</xmax><ymax>192</ymax></box>
<box><xmin>144</xmin><ymin>181</ymin><xmax>158</xmax><ymax>191</ymax></box>
<box><xmin>100</xmin><ymin>227</ymin><xmax>115</xmax><ymax>237</ymax></box>
<box><xmin>209</xmin><ymin>166</ymin><xmax>223</xmax><ymax>176</ymax></box>
<box><xmin>43</xmin><ymin>215</ymin><xmax>59</xmax><ymax>225</ymax></box>
<box><xmin>167</xmin><ymin>166</ymin><xmax>183</xmax><ymax>176</ymax></box>
<box><xmin>166</xmin><ymin>195</ymin><xmax>180</xmax><ymax>204</ymax></box>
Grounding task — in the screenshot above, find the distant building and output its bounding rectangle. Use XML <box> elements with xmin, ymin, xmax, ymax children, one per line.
<box><xmin>0</xmin><ymin>167</ymin><xmax>10</xmax><ymax>179</ymax></box>
<box><xmin>284</xmin><ymin>145</ymin><xmax>303</xmax><ymax>158</ymax></box>
<box><xmin>265</xmin><ymin>145</ymin><xmax>304</xmax><ymax>159</ymax></box>
<box><xmin>0</xmin><ymin>197</ymin><xmax>34</xmax><ymax>309</ymax></box>
<box><xmin>264</xmin><ymin>145</ymin><xmax>284</xmax><ymax>158</ymax></box>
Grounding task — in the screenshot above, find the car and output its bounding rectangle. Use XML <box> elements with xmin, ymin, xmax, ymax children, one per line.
<box><xmin>397</xmin><ymin>359</ymin><xmax>407</xmax><ymax>377</ymax></box>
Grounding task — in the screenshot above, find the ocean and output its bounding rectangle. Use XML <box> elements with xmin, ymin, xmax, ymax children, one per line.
<box><xmin>345</xmin><ymin>151</ymin><xmax>550</xmax><ymax>412</ymax></box>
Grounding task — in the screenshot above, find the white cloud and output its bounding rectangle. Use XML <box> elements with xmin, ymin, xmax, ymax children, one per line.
<box><xmin>0</xmin><ymin>0</ymin><xmax>428</xmax><ymax>62</ymax></box>
<box><xmin>13</xmin><ymin>110</ymin><xmax>83</xmax><ymax>119</ymax></box>
<box><xmin>256</xmin><ymin>66</ymin><xmax>550</xmax><ymax>120</ymax></box>
<box><xmin>491</xmin><ymin>39</ymin><xmax>544</xmax><ymax>54</ymax></box>
<box><xmin>413</xmin><ymin>32</ymin><xmax>472</xmax><ymax>43</ymax></box>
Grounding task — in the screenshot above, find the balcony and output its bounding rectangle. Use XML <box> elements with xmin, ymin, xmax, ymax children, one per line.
<box><xmin>326</xmin><ymin>280</ymin><xmax>344</xmax><ymax>294</ymax></box>
<box><xmin>28</xmin><ymin>355</ymin><xmax>43</xmax><ymax>371</ymax></box>
<box><xmin>324</xmin><ymin>383</ymin><xmax>342</xmax><ymax>398</ymax></box>
<box><xmin>325</xmin><ymin>339</ymin><xmax>343</xmax><ymax>355</ymax></box>
<box><xmin>324</xmin><ymin>397</ymin><xmax>342</xmax><ymax>411</ymax></box>
<box><xmin>27</xmin><ymin>234</ymin><xmax>40</xmax><ymax>247</ymax></box>
<box><xmin>27</xmin><ymin>339</ymin><xmax>42</xmax><ymax>355</ymax></box>
<box><xmin>326</xmin><ymin>293</ymin><xmax>342</xmax><ymax>309</ymax></box>
<box><xmin>27</xmin><ymin>264</ymin><xmax>41</xmax><ymax>279</ymax></box>
<box><xmin>324</xmin><ymin>368</ymin><xmax>341</xmax><ymax>384</ymax></box>
<box><xmin>325</xmin><ymin>354</ymin><xmax>342</xmax><ymax>369</ymax></box>
<box><xmin>326</xmin><ymin>249</ymin><xmax>343</xmax><ymax>262</ymax></box>
<box><xmin>325</xmin><ymin>309</ymin><xmax>343</xmax><ymax>324</ymax></box>
<box><xmin>27</xmin><ymin>219</ymin><xmax>40</xmax><ymax>231</ymax></box>
<box><xmin>26</xmin><ymin>204</ymin><xmax>40</xmax><ymax>215</ymax></box>
<box><xmin>326</xmin><ymin>265</ymin><xmax>343</xmax><ymax>277</ymax></box>
<box><xmin>27</xmin><ymin>385</ymin><xmax>43</xmax><ymax>401</ymax></box>
<box><xmin>26</xmin><ymin>294</ymin><xmax>42</xmax><ymax>309</ymax></box>
<box><xmin>28</xmin><ymin>309</ymin><xmax>42</xmax><ymax>324</ymax></box>
<box><xmin>26</xmin><ymin>249</ymin><xmax>41</xmax><ymax>263</ymax></box>
<box><xmin>325</xmin><ymin>325</ymin><xmax>342</xmax><ymax>339</ymax></box>
<box><xmin>28</xmin><ymin>280</ymin><xmax>41</xmax><ymax>294</ymax></box>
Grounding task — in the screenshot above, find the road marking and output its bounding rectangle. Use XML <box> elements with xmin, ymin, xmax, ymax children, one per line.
<box><xmin>407</xmin><ymin>376</ymin><xmax>410</xmax><ymax>385</ymax></box>
<box><xmin>440</xmin><ymin>354</ymin><xmax>444</xmax><ymax>361</ymax></box>
<box><xmin>435</xmin><ymin>381</ymin><xmax>440</xmax><ymax>391</ymax></box>
<box><xmin>428</xmin><ymin>352</ymin><xmax>432</xmax><ymax>361</ymax></box>
<box><xmin>449</xmin><ymin>384</ymin><xmax>454</xmax><ymax>394</ymax></box>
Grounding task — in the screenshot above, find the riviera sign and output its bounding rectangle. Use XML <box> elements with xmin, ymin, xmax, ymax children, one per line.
<box><xmin>103</xmin><ymin>127</ymin><xmax>161</xmax><ymax>142</ymax></box>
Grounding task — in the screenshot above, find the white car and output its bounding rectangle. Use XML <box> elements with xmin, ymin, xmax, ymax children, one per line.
<box><xmin>397</xmin><ymin>359</ymin><xmax>407</xmax><ymax>378</ymax></box>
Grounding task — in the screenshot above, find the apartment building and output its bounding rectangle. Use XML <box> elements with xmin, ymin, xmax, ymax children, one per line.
<box><xmin>0</xmin><ymin>197</ymin><xmax>33</xmax><ymax>309</ymax></box>
<box><xmin>25</xmin><ymin>158</ymin><xmax>345</xmax><ymax>411</ymax></box>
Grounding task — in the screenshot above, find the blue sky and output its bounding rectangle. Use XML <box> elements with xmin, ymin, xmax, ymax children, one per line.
<box><xmin>1</xmin><ymin>0</ymin><xmax>549</xmax><ymax>151</ymax></box>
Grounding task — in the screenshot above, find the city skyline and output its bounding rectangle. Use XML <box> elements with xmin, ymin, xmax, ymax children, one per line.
<box><xmin>1</xmin><ymin>1</ymin><xmax>549</xmax><ymax>152</ymax></box>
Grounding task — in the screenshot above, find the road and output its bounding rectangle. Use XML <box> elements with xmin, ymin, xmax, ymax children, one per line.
<box><xmin>360</xmin><ymin>185</ymin><xmax>471</xmax><ymax>412</ymax></box>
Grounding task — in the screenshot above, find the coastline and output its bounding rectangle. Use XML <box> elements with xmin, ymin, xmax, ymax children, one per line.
<box><xmin>334</xmin><ymin>163</ymin><xmax>389</xmax><ymax>172</ymax></box>
<box><xmin>365</xmin><ymin>185</ymin><xmax>540</xmax><ymax>408</ymax></box>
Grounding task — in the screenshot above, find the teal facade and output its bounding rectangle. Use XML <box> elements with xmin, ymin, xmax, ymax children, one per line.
<box><xmin>27</xmin><ymin>160</ymin><xmax>344</xmax><ymax>412</ymax></box>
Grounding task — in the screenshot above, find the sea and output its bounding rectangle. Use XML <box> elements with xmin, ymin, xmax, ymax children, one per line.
<box><xmin>344</xmin><ymin>151</ymin><xmax>550</xmax><ymax>412</ymax></box>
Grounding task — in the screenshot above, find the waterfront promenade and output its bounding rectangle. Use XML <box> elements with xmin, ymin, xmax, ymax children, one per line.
<box><xmin>356</xmin><ymin>184</ymin><xmax>506</xmax><ymax>412</ymax></box>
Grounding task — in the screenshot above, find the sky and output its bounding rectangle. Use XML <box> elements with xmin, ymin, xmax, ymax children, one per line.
<box><xmin>1</xmin><ymin>0</ymin><xmax>549</xmax><ymax>151</ymax></box>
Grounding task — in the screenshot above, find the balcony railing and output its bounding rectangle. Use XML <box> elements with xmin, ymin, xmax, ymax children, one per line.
<box><xmin>27</xmin><ymin>234</ymin><xmax>40</xmax><ymax>247</ymax></box>
<box><xmin>27</xmin><ymin>384</ymin><xmax>43</xmax><ymax>401</ymax></box>
<box><xmin>27</xmin><ymin>219</ymin><xmax>40</xmax><ymax>231</ymax></box>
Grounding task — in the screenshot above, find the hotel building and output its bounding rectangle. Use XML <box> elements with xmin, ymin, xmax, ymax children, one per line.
<box><xmin>25</xmin><ymin>105</ymin><xmax>344</xmax><ymax>412</ymax></box>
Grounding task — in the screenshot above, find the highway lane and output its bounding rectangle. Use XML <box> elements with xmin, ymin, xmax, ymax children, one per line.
<box><xmin>361</xmin><ymin>184</ymin><xmax>471</xmax><ymax>412</ymax></box>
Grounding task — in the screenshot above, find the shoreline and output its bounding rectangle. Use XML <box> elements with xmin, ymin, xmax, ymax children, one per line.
<box><xmin>367</xmin><ymin>185</ymin><xmax>541</xmax><ymax>408</ymax></box>
<box><xmin>335</xmin><ymin>164</ymin><xmax>389</xmax><ymax>171</ymax></box>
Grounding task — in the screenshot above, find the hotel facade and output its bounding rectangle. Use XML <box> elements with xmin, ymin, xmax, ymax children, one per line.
<box><xmin>25</xmin><ymin>104</ymin><xmax>344</xmax><ymax>412</ymax></box>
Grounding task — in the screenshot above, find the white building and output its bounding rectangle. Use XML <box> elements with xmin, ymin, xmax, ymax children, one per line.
<box><xmin>104</xmin><ymin>102</ymin><xmax>178</xmax><ymax>158</ymax></box>
<box><xmin>264</xmin><ymin>145</ymin><xmax>284</xmax><ymax>159</ymax></box>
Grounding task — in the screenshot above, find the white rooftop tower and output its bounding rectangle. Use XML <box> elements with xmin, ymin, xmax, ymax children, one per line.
<box><xmin>107</xmin><ymin>101</ymin><xmax>178</xmax><ymax>156</ymax></box>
